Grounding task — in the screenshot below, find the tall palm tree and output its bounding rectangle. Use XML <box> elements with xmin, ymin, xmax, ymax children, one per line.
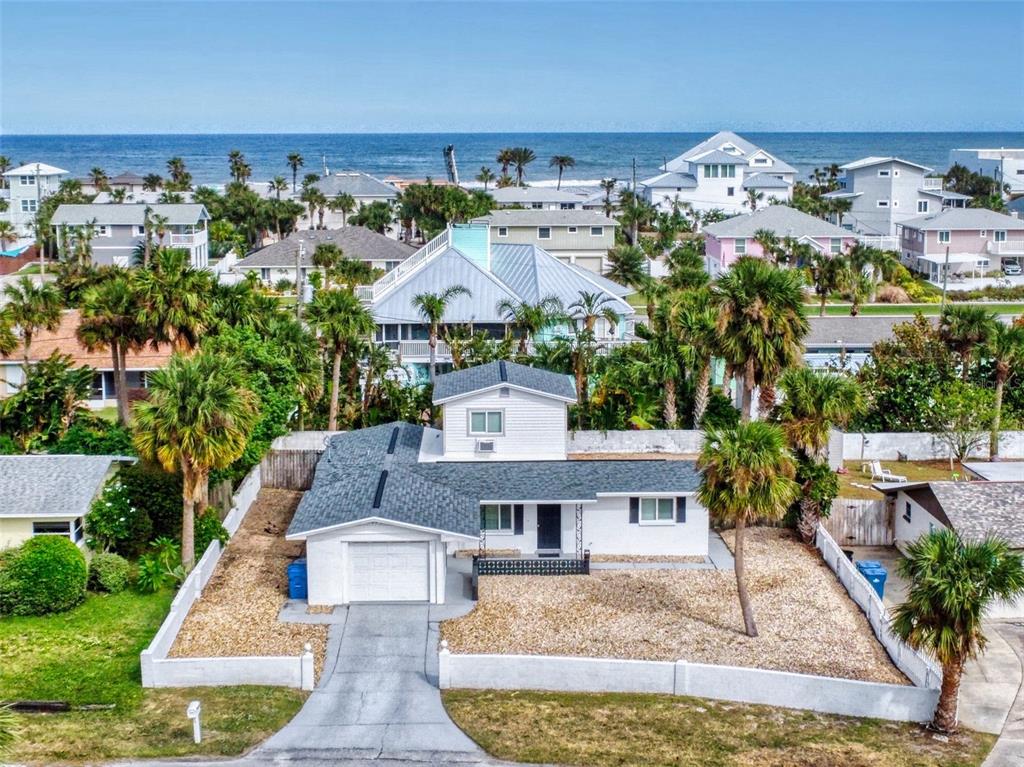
<box><xmin>511</xmin><ymin>147</ymin><xmax>537</xmax><ymax>186</ymax></box>
<box><xmin>0</xmin><ymin>221</ymin><xmax>17</xmax><ymax>251</ymax></box>
<box><xmin>752</xmin><ymin>228</ymin><xmax>781</xmax><ymax>264</ymax></box>
<box><xmin>776</xmin><ymin>367</ymin><xmax>864</xmax><ymax>543</ymax></box>
<box><xmin>307</xmin><ymin>289</ymin><xmax>376</xmax><ymax>430</ymax></box>
<box><xmin>744</xmin><ymin>189</ymin><xmax>764</xmax><ymax>212</ymax></box>
<box><xmin>476</xmin><ymin>167</ymin><xmax>495</xmax><ymax>192</ymax></box>
<box><xmin>268</xmin><ymin>175</ymin><xmax>289</xmax><ymax>201</ymax></box>
<box><xmin>166</xmin><ymin>157</ymin><xmax>191</xmax><ymax>189</ymax></box>
<box><xmin>133</xmin><ymin>352</ymin><xmax>258</xmax><ymax>567</ymax></box>
<box><xmin>0</xmin><ymin>155</ymin><xmax>11</xmax><ymax>187</ymax></box>
<box><xmin>549</xmin><ymin>155</ymin><xmax>575</xmax><ymax>189</ymax></box>
<box><xmin>135</xmin><ymin>248</ymin><xmax>213</xmax><ymax>352</ymax></box>
<box><xmin>109</xmin><ymin>188</ymin><xmax>128</xmax><ymax>203</ymax></box>
<box><xmin>77</xmin><ymin>272</ymin><xmax>145</xmax><ymax>426</ymax></box>
<box><xmin>568</xmin><ymin>290</ymin><xmax>618</xmax><ymax>334</ymax></box>
<box><xmin>411</xmin><ymin>286</ymin><xmax>472</xmax><ymax>383</ymax></box>
<box><xmin>939</xmin><ymin>305</ymin><xmax>998</xmax><ymax>381</ymax></box>
<box><xmin>3</xmin><ymin>277</ymin><xmax>62</xmax><ymax>363</ymax></box>
<box><xmin>807</xmin><ymin>251</ymin><xmax>848</xmax><ymax>317</ymax></box>
<box><xmin>698</xmin><ymin>421</ymin><xmax>799</xmax><ymax>637</ymax></box>
<box><xmin>142</xmin><ymin>205</ymin><xmax>154</xmax><ymax>268</ymax></box>
<box><xmin>986</xmin><ymin>322</ymin><xmax>1024</xmax><ymax>458</ymax></box>
<box><xmin>287</xmin><ymin>153</ymin><xmax>304</xmax><ymax>193</ymax></box>
<box><xmin>142</xmin><ymin>173</ymin><xmax>163</xmax><ymax>192</ymax></box>
<box><xmin>89</xmin><ymin>167</ymin><xmax>109</xmax><ymax>192</ymax></box>
<box><xmin>604</xmin><ymin>244</ymin><xmax>648</xmax><ymax>290</ymax></box>
<box><xmin>666</xmin><ymin>287</ymin><xmax>719</xmax><ymax>425</ymax></box>
<box><xmin>892</xmin><ymin>530</ymin><xmax>1024</xmax><ymax>733</ymax></box>
<box><xmin>312</xmin><ymin>243</ymin><xmax>343</xmax><ymax>290</ymax></box>
<box><xmin>150</xmin><ymin>213</ymin><xmax>170</xmax><ymax>248</ymax></box>
<box><xmin>713</xmin><ymin>257</ymin><xmax>809</xmax><ymax>420</ymax></box>
<box><xmin>300</xmin><ymin>187</ymin><xmax>325</xmax><ymax>230</ymax></box>
<box><xmin>328</xmin><ymin>193</ymin><xmax>356</xmax><ymax>227</ymax></box>
<box><xmin>497</xmin><ymin>296</ymin><xmax>564</xmax><ymax>355</ymax></box>
<box><xmin>599</xmin><ymin>178</ymin><xmax>617</xmax><ymax>217</ymax></box>
<box><xmin>496</xmin><ymin>148</ymin><xmax>515</xmax><ymax>177</ymax></box>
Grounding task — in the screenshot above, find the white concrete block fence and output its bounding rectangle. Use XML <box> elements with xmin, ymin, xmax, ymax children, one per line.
<box><xmin>140</xmin><ymin>465</ymin><xmax>316</xmax><ymax>691</ymax></box>
<box><xmin>438</xmin><ymin>526</ymin><xmax>941</xmax><ymax>724</ymax></box>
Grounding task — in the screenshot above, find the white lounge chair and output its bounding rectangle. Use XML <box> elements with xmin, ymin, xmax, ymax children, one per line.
<box><xmin>870</xmin><ymin>460</ymin><xmax>906</xmax><ymax>483</ymax></box>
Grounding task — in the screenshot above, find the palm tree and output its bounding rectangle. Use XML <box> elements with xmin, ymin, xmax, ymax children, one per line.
<box><xmin>549</xmin><ymin>155</ymin><xmax>575</xmax><ymax>189</ymax></box>
<box><xmin>497</xmin><ymin>296</ymin><xmax>564</xmax><ymax>355</ymax></box>
<box><xmin>0</xmin><ymin>155</ymin><xmax>11</xmax><ymax>187</ymax></box>
<box><xmin>328</xmin><ymin>193</ymin><xmax>357</xmax><ymax>227</ymax></box>
<box><xmin>150</xmin><ymin>213</ymin><xmax>170</xmax><ymax>248</ymax></box>
<box><xmin>133</xmin><ymin>352</ymin><xmax>258</xmax><ymax>567</ymax></box>
<box><xmin>986</xmin><ymin>322</ymin><xmax>1024</xmax><ymax>458</ymax></box>
<box><xmin>307</xmin><ymin>289</ymin><xmax>376</xmax><ymax>430</ymax></box>
<box><xmin>77</xmin><ymin>273</ymin><xmax>145</xmax><ymax>426</ymax></box>
<box><xmin>476</xmin><ymin>167</ymin><xmax>495</xmax><ymax>192</ymax></box>
<box><xmin>299</xmin><ymin>186</ymin><xmax>325</xmax><ymax>230</ymax></box>
<box><xmin>807</xmin><ymin>251</ymin><xmax>848</xmax><ymax>317</ymax></box>
<box><xmin>312</xmin><ymin>243</ymin><xmax>343</xmax><ymax>290</ymax></box>
<box><xmin>0</xmin><ymin>221</ymin><xmax>17</xmax><ymax>251</ymax></box>
<box><xmin>568</xmin><ymin>290</ymin><xmax>618</xmax><ymax>334</ymax></box>
<box><xmin>3</xmin><ymin>277</ymin><xmax>62</xmax><ymax>363</ymax></box>
<box><xmin>600</xmin><ymin>178</ymin><xmax>617</xmax><ymax>217</ymax></box>
<box><xmin>135</xmin><ymin>248</ymin><xmax>213</xmax><ymax>352</ymax></box>
<box><xmin>166</xmin><ymin>157</ymin><xmax>191</xmax><ymax>189</ymax></box>
<box><xmin>411</xmin><ymin>285</ymin><xmax>471</xmax><ymax>383</ymax></box>
<box><xmin>89</xmin><ymin>167</ymin><xmax>109</xmax><ymax>192</ymax></box>
<box><xmin>713</xmin><ymin>257</ymin><xmax>809</xmax><ymax>420</ymax></box>
<box><xmin>142</xmin><ymin>173</ymin><xmax>163</xmax><ymax>192</ymax></box>
<box><xmin>349</xmin><ymin>201</ymin><xmax>393</xmax><ymax>234</ymax></box>
<box><xmin>268</xmin><ymin>175</ymin><xmax>289</xmax><ymax>201</ymax></box>
<box><xmin>667</xmin><ymin>288</ymin><xmax>719</xmax><ymax>425</ymax></box>
<box><xmin>892</xmin><ymin>530</ymin><xmax>1024</xmax><ymax>733</ymax></box>
<box><xmin>604</xmin><ymin>244</ymin><xmax>648</xmax><ymax>289</ymax></box>
<box><xmin>109</xmin><ymin>188</ymin><xmax>128</xmax><ymax>203</ymax></box>
<box><xmin>752</xmin><ymin>228</ymin><xmax>781</xmax><ymax>264</ymax></box>
<box><xmin>142</xmin><ymin>205</ymin><xmax>153</xmax><ymax>268</ymax></box>
<box><xmin>287</xmin><ymin>153</ymin><xmax>305</xmax><ymax>193</ymax></box>
<box><xmin>744</xmin><ymin>189</ymin><xmax>764</xmax><ymax>212</ymax></box>
<box><xmin>511</xmin><ymin>147</ymin><xmax>537</xmax><ymax>186</ymax></box>
<box><xmin>496</xmin><ymin>148</ymin><xmax>515</xmax><ymax>177</ymax></box>
<box><xmin>698</xmin><ymin>421</ymin><xmax>799</xmax><ymax>637</ymax></box>
<box><xmin>939</xmin><ymin>305</ymin><xmax>997</xmax><ymax>381</ymax></box>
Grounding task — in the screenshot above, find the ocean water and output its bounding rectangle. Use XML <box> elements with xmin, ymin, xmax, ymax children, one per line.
<box><xmin>2</xmin><ymin>132</ymin><xmax>1022</xmax><ymax>187</ymax></box>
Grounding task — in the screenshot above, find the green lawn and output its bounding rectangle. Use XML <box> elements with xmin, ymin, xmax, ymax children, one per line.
<box><xmin>811</xmin><ymin>302</ymin><xmax>1024</xmax><ymax>317</ymax></box>
<box><xmin>839</xmin><ymin>460</ymin><xmax>965</xmax><ymax>500</ymax></box>
<box><xmin>444</xmin><ymin>690</ymin><xmax>995</xmax><ymax>767</ymax></box>
<box><xmin>0</xmin><ymin>589</ymin><xmax>305</xmax><ymax>765</ymax></box>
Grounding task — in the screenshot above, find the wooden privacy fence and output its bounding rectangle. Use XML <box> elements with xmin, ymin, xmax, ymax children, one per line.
<box><xmin>824</xmin><ymin>498</ymin><xmax>893</xmax><ymax>547</ymax></box>
<box><xmin>260</xmin><ymin>449</ymin><xmax>324</xmax><ymax>490</ymax></box>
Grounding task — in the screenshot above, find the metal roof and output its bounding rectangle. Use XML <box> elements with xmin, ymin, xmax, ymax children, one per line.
<box><xmin>742</xmin><ymin>173</ymin><xmax>792</xmax><ymax>190</ymax></box>
<box><xmin>474</xmin><ymin>209</ymin><xmax>617</xmax><ymax>228</ymax></box>
<box><xmin>433</xmin><ymin>360</ymin><xmax>577</xmax><ymax>403</ymax></box>
<box><xmin>0</xmin><ymin>455</ymin><xmax>130</xmax><ymax>519</ymax></box>
<box><xmin>840</xmin><ymin>156</ymin><xmax>933</xmax><ymax>173</ymax></box>
<box><xmin>3</xmin><ymin>162</ymin><xmax>68</xmax><ymax>177</ymax></box>
<box><xmin>235</xmin><ymin>227</ymin><xmax>415</xmax><ymax>268</ymax></box>
<box><xmin>51</xmin><ymin>203</ymin><xmax>209</xmax><ymax>226</ymax></box>
<box><xmin>703</xmin><ymin>205</ymin><xmax>853</xmax><ymax>239</ymax></box>
<box><xmin>488</xmin><ymin>187</ymin><xmax>589</xmax><ymax>204</ymax></box>
<box><xmin>640</xmin><ymin>171</ymin><xmax>698</xmax><ymax>189</ymax></box>
<box><xmin>664</xmin><ymin>131</ymin><xmax>797</xmax><ymax>175</ymax></box>
<box><xmin>898</xmin><ymin>208</ymin><xmax>1024</xmax><ymax>232</ymax></box>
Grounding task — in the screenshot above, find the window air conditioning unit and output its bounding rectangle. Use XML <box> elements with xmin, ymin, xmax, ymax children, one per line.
<box><xmin>475</xmin><ymin>439</ymin><xmax>496</xmax><ymax>454</ymax></box>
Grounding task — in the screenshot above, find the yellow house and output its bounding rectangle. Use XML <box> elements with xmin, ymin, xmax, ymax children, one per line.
<box><xmin>0</xmin><ymin>455</ymin><xmax>132</xmax><ymax>551</ymax></box>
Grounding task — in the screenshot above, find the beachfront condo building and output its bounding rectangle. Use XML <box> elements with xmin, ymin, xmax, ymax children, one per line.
<box><xmin>639</xmin><ymin>131</ymin><xmax>796</xmax><ymax>215</ymax></box>
<box><xmin>1</xmin><ymin>162</ymin><xmax>69</xmax><ymax>241</ymax></box>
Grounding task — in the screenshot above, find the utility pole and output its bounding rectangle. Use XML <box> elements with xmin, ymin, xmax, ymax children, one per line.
<box><xmin>295</xmin><ymin>238</ymin><xmax>305</xmax><ymax>321</ymax></box>
<box><xmin>36</xmin><ymin>163</ymin><xmax>44</xmax><ymax>275</ymax></box>
<box><xmin>940</xmin><ymin>244</ymin><xmax>950</xmax><ymax>309</ymax></box>
<box><xmin>631</xmin><ymin>158</ymin><xmax>638</xmax><ymax>245</ymax></box>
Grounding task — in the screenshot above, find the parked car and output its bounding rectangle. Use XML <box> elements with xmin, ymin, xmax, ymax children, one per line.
<box><xmin>1003</xmin><ymin>262</ymin><xmax>1022</xmax><ymax>276</ymax></box>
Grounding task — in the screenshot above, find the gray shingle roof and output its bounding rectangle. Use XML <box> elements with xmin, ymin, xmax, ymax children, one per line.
<box><xmin>488</xmin><ymin>187</ymin><xmax>589</xmax><ymax>204</ymax></box>
<box><xmin>742</xmin><ymin>173</ymin><xmax>792</xmax><ymax>190</ymax></box>
<box><xmin>51</xmin><ymin>203</ymin><xmax>209</xmax><ymax>226</ymax></box>
<box><xmin>234</xmin><ymin>227</ymin><xmax>415</xmax><ymax>268</ymax></box>
<box><xmin>806</xmin><ymin>315</ymin><xmax>1017</xmax><ymax>350</ymax></box>
<box><xmin>641</xmin><ymin>171</ymin><xmax>698</xmax><ymax>190</ymax></box>
<box><xmin>314</xmin><ymin>172</ymin><xmax>399</xmax><ymax>199</ymax></box>
<box><xmin>286</xmin><ymin>422</ymin><xmax>701</xmax><ymax>538</ymax></box>
<box><xmin>432</xmin><ymin>360</ymin><xmax>577</xmax><ymax>403</ymax></box>
<box><xmin>898</xmin><ymin>208</ymin><xmax>1024</xmax><ymax>232</ymax></box>
<box><xmin>0</xmin><ymin>455</ymin><xmax>128</xmax><ymax>519</ymax></box>
<box><xmin>929</xmin><ymin>482</ymin><xmax>1024</xmax><ymax>548</ymax></box>
<box><xmin>703</xmin><ymin>205</ymin><xmax>853</xmax><ymax>239</ymax></box>
<box><xmin>474</xmin><ymin>209</ymin><xmax>617</xmax><ymax>228</ymax></box>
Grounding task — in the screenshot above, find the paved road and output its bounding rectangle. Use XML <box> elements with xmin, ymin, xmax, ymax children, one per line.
<box><xmin>982</xmin><ymin>622</ymin><xmax>1024</xmax><ymax>767</ymax></box>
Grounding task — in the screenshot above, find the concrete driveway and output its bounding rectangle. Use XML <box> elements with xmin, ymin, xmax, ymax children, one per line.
<box><xmin>981</xmin><ymin>622</ymin><xmax>1024</xmax><ymax>767</ymax></box>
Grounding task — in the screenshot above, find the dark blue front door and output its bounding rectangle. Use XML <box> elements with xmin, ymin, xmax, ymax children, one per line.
<box><xmin>537</xmin><ymin>505</ymin><xmax>561</xmax><ymax>551</ymax></box>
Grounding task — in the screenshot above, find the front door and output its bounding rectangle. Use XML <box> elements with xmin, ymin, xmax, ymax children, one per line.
<box><xmin>536</xmin><ymin>504</ymin><xmax>562</xmax><ymax>552</ymax></box>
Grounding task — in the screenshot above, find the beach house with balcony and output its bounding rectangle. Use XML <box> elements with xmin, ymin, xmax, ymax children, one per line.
<box><xmin>701</xmin><ymin>205</ymin><xmax>859</xmax><ymax>277</ymax></box>
<box><xmin>640</xmin><ymin>131</ymin><xmax>796</xmax><ymax>215</ymax></box>
<box><xmin>286</xmin><ymin>361</ymin><xmax>707</xmax><ymax>605</ymax></box>
<box><xmin>470</xmin><ymin>209</ymin><xmax>618</xmax><ymax>273</ymax></box>
<box><xmin>1</xmin><ymin>162</ymin><xmax>68</xmax><ymax>240</ymax></box>
<box><xmin>823</xmin><ymin>157</ymin><xmax>970</xmax><ymax>240</ymax></box>
<box><xmin>51</xmin><ymin>203</ymin><xmax>212</xmax><ymax>268</ymax></box>
<box><xmin>359</xmin><ymin>223</ymin><xmax>634</xmax><ymax>382</ymax></box>
<box><xmin>898</xmin><ymin>208</ymin><xmax>1024</xmax><ymax>282</ymax></box>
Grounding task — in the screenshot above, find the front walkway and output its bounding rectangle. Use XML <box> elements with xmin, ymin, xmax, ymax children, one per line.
<box><xmin>981</xmin><ymin>622</ymin><xmax>1024</xmax><ymax>767</ymax></box>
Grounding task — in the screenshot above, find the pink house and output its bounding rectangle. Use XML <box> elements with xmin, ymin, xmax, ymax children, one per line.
<box><xmin>701</xmin><ymin>205</ymin><xmax>859</xmax><ymax>276</ymax></box>
<box><xmin>899</xmin><ymin>208</ymin><xmax>1024</xmax><ymax>281</ymax></box>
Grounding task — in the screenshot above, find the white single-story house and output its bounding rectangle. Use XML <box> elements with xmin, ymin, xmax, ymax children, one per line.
<box><xmin>286</xmin><ymin>361</ymin><xmax>707</xmax><ymax>605</ymax></box>
<box><xmin>0</xmin><ymin>455</ymin><xmax>133</xmax><ymax>550</ymax></box>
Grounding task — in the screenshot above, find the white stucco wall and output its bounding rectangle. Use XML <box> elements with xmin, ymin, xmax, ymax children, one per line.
<box><xmin>441</xmin><ymin>387</ymin><xmax>569</xmax><ymax>461</ymax></box>
<box><xmin>891</xmin><ymin>490</ymin><xmax>946</xmax><ymax>547</ymax></box>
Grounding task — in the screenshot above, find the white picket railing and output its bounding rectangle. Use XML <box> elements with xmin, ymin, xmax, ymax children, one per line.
<box><xmin>987</xmin><ymin>240</ymin><xmax>1024</xmax><ymax>255</ymax></box>
<box><xmin>357</xmin><ymin>227</ymin><xmax>451</xmax><ymax>302</ymax></box>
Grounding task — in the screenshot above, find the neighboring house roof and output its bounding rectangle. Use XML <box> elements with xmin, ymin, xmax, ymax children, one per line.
<box><xmin>473</xmin><ymin>209</ymin><xmax>618</xmax><ymax>228</ymax></box>
<box><xmin>742</xmin><ymin>173</ymin><xmax>792</xmax><ymax>190</ymax></box>
<box><xmin>92</xmin><ymin>191</ymin><xmax>194</xmax><ymax>204</ymax></box>
<box><xmin>7</xmin><ymin>309</ymin><xmax>173</xmax><ymax>369</ymax></box>
<box><xmin>314</xmin><ymin>172</ymin><xmax>399</xmax><ymax>199</ymax></box>
<box><xmin>664</xmin><ymin>131</ymin><xmax>797</xmax><ymax>175</ymax></box>
<box><xmin>883</xmin><ymin>481</ymin><xmax>1024</xmax><ymax>548</ymax></box>
<box><xmin>0</xmin><ymin>455</ymin><xmax>130</xmax><ymax>519</ymax></box>
<box><xmin>234</xmin><ymin>227</ymin><xmax>415</xmax><ymax>268</ymax></box>
<box><xmin>489</xmin><ymin>244</ymin><xmax>634</xmax><ymax>315</ymax></box>
<box><xmin>287</xmin><ymin>422</ymin><xmax>701</xmax><ymax>538</ymax></box>
<box><xmin>640</xmin><ymin>171</ymin><xmax>698</xmax><ymax>190</ymax></box>
<box><xmin>840</xmin><ymin>156</ymin><xmax>933</xmax><ymax>173</ymax></box>
<box><xmin>3</xmin><ymin>162</ymin><xmax>68</xmax><ymax>177</ymax></box>
<box><xmin>51</xmin><ymin>203</ymin><xmax>209</xmax><ymax>226</ymax></box>
<box><xmin>567</xmin><ymin>263</ymin><xmax>633</xmax><ymax>297</ymax></box>
<box><xmin>899</xmin><ymin>208</ymin><xmax>1024</xmax><ymax>231</ymax></box>
<box><xmin>805</xmin><ymin>316</ymin><xmax>937</xmax><ymax>349</ymax></box>
<box><xmin>433</xmin><ymin>360</ymin><xmax>577</xmax><ymax>404</ymax></box>
<box><xmin>691</xmin><ymin>149</ymin><xmax>749</xmax><ymax>165</ymax></box>
<box><xmin>919</xmin><ymin>189</ymin><xmax>972</xmax><ymax>201</ymax></box>
<box><xmin>703</xmin><ymin>205</ymin><xmax>853</xmax><ymax>239</ymax></box>
<box><xmin>487</xmin><ymin>187</ymin><xmax>588</xmax><ymax>204</ymax></box>
<box><xmin>963</xmin><ymin>463</ymin><xmax>1024</xmax><ymax>482</ymax></box>
<box><xmin>108</xmin><ymin>172</ymin><xmax>147</xmax><ymax>185</ymax></box>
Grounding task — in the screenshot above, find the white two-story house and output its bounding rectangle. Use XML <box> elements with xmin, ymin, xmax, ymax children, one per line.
<box><xmin>1</xmin><ymin>162</ymin><xmax>69</xmax><ymax>240</ymax></box>
<box><xmin>640</xmin><ymin>131</ymin><xmax>796</xmax><ymax>215</ymax></box>
<box><xmin>285</xmin><ymin>360</ymin><xmax>708</xmax><ymax>605</ymax></box>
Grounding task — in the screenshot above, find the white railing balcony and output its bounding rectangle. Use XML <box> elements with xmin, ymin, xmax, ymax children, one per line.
<box><xmin>355</xmin><ymin>285</ymin><xmax>374</xmax><ymax>302</ymax></box>
<box><xmin>921</xmin><ymin>177</ymin><xmax>944</xmax><ymax>190</ymax></box>
<box><xmin>169</xmin><ymin>233</ymin><xmax>195</xmax><ymax>246</ymax></box>
<box><xmin>362</xmin><ymin>227</ymin><xmax>451</xmax><ymax>302</ymax></box>
<box><xmin>857</xmin><ymin>235</ymin><xmax>900</xmax><ymax>251</ymax></box>
<box><xmin>987</xmin><ymin>240</ymin><xmax>1024</xmax><ymax>255</ymax></box>
<box><xmin>390</xmin><ymin>336</ymin><xmax>639</xmax><ymax>363</ymax></box>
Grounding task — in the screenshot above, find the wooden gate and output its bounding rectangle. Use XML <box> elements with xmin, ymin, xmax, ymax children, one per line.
<box><xmin>823</xmin><ymin>498</ymin><xmax>894</xmax><ymax>547</ymax></box>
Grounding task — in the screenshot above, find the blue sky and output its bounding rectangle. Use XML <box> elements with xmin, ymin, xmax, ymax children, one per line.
<box><xmin>2</xmin><ymin>1</ymin><xmax>1022</xmax><ymax>134</ymax></box>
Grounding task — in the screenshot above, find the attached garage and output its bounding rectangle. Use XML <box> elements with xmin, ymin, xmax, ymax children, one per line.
<box><xmin>348</xmin><ymin>541</ymin><xmax>430</xmax><ymax>602</ymax></box>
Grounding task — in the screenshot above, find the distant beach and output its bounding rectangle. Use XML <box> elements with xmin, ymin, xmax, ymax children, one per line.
<box><xmin>2</xmin><ymin>132</ymin><xmax>1022</xmax><ymax>186</ymax></box>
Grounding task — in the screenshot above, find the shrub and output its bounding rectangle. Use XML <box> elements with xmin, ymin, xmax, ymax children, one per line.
<box><xmin>118</xmin><ymin>463</ymin><xmax>182</xmax><ymax>540</ymax></box>
<box><xmin>49</xmin><ymin>421</ymin><xmax>135</xmax><ymax>456</ymax></box>
<box><xmin>195</xmin><ymin>509</ymin><xmax>229</xmax><ymax>557</ymax></box>
<box><xmin>135</xmin><ymin>537</ymin><xmax>184</xmax><ymax>593</ymax></box>
<box><xmin>876</xmin><ymin>284</ymin><xmax>911</xmax><ymax>304</ymax></box>
<box><xmin>85</xmin><ymin>480</ymin><xmax>152</xmax><ymax>558</ymax></box>
<box><xmin>0</xmin><ymin>536</ymin><xmax>87</xmax><ymax>616</ymax></box>
<box><xmin>87</xmin><ymin>552</ymin><xmax>131</xmax><ymax>593</ymax></box>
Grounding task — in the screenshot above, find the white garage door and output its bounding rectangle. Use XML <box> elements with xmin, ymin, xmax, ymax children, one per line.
<box><xmin>348</xmin><ymin>542</ymin><xmax>430</xmax><ymax>602</ymax></box>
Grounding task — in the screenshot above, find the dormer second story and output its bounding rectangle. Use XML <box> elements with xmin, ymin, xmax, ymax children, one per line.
<box><xmin>426</xmin><ymin>360</ymin><xmax>577</xmax><ymax>462</ymax></box>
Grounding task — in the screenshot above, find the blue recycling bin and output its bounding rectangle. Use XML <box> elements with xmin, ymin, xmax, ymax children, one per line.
<box><xmin>287</xmin><ymin>557</ymin><xmax>308</xmax><ymax>600</ymax></box>
<box><xmin>856</xmin><ymin>560</ymin><xmax>881</xmax><ymax>571</ymax></box>
<box><xmin>857</xmin><ymin>564</ymin><xmax>887</xmax><ymax>599</ymax></box>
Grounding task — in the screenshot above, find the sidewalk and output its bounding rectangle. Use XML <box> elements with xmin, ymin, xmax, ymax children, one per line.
<box><xmin>981</xmin><ymin>622</ymin><xmax>1024</xmax><ymax>767</ymax></box>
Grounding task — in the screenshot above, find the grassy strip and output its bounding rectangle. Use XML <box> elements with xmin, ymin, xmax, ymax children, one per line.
<box><xmin>444</xmin><ymin>689</ymin><xmax>995</xmax><ymax>767</ymax></box>
<box><xmin>837</xmin><ymin>460</ymin><xmax>964</xmax><ymax>500</ymax></box>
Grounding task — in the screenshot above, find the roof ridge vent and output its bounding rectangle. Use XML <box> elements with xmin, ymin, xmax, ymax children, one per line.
<box><xmin>387</xmin><ymin>426</ymin><xmax>400</xmax><ymax>455</ymax></box>
<box><xmin>372</xmin><ymin>470</ymin><xmax>389</xmax><ymax>509</ymax></box>
<box><xmin>499</xmin><ymin>360</ymin><xmax>508</xmax><ymax>382</ymax></box>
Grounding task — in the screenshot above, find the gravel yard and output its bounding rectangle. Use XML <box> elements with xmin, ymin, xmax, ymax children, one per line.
<box><xmin>170</xmin><ymin>489</ymin><xmax>329</xmax><ymax>678</ymax></box>
<box><xmin>442</xmin><ymin>528</ymin><xmax>905</xmax><ymax>685</ymax></box>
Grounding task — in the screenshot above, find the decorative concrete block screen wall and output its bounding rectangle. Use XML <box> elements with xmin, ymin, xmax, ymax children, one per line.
<box><xmin>839</xmin><ymin>431</ymin><xmax>1024</xmax><ymax>461</ymax></box>
<box><xmin>140</xmin><ymin>465</ymin><xmax>316</xmax><ymax>691</ymax></box>
<box><xmin>568</xmin><ymin>430</ymin><xmax>703</xmax><ymax>455</ymax></box>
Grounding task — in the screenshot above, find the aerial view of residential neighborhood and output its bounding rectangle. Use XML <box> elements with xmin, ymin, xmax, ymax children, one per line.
<box><xmin>1</xmin><ymin>1</ymin><xmax>1023</xmax><ymax>765</ymax></box>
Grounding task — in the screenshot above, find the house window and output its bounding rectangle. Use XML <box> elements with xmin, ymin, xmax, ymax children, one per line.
<box><xmin>469</xmin><ymin>410</ymin><xmax>503</xmax><ymax>434</ymax></box>
<box><xmin>537</xmin><ymin>227</ymin><xmax>551</xmax><ymax>240</ymax></box>
<box><xmin>590</xmin><ymin>226</ymin><xmax>604</xmax><ymax>236</ymax></box>
<box><xmin>20</xmin><ymin>199</ymin><xmax>38</xmax><ymax>213</ymax></box>
<box><xmin>19</xmin><ymin>175</ymin><xmax>36</xmax><ymax>186</ymax></box>
<box><xmin>33</xmin><ymin>519</ymin><xmax>81</xmax><ymax>542</ymax></box>
<box><xmin>903</xmin><ymin>502</ymin><xmax>912</xmax><ymax>523</ymax></box>
<box><xmin>703</xmin><ymin>165</ymin><xmax>712</xmax><ymax>178</ymax></box>
<box><xmin>830</xmin><ymin>238</ymin><xmax>842</xmax><ymax>254</ymax></box>
<box><xmin>877</xmin><ymin>199</ymin><xmax>890</xmax><ymax>208</ymax></box>
<box><xmin>735</xmin><ymin>238</ymin><xmax>746</xmax><ymax>255</ymax></box>
<box><xmin>531</xmin><ymin>202</ymin><xmax>543</xmax><ymax>209</ymax></box>
<box><xmin>260</xmin><ymin>268</ymin><xmax>270</xmax><ymax>282</ymax></box>
<box><xmin>480</xmin><ymin>503</ymin><xmax>513</xmax><ymax>532</ymax></box>
<box><xmin>95</xmin><ymin>225</ymin><xmax>109</xmax><ymax>236</ymax></box>
<box><xmin>917</xmin><ymin>200</ymin><xmax>929</xmax><ymax>213</ymax></box>
<box><xmin>938</xmin><ymin>231</ymin><xmax>950</xmax><ymax>243</ymax></box>
<box><xmin>725</xmin><ymin>165</ymin><xmax>736</xmax><ymax>178</ymax></box>
<box><xmin>894</xmin><ymin>169</ymin><xmax>901</xmax><ymax>177</ymax></box>
<box><xmin>979</xmin><ymin>230</ymin><xmax>987</xmax><ymax>237</ymax></box>
<box><xmin>727</xmin><ymin>187</ymin><xmax>735</xmax><ymax>197</ymax></box>
<box><xmin>497</xmin><ymin>226</ymin><xmax>508</xmax><ymax>237</ymax></box>
<box><xmin>640</xmin><ymin>497</ymin><xmax>675</xmax><ymax>524</ymax></box>
<box><xmin>995</xmin><ymin>231</ymin><xmax>1007</xmax><ymax>242</ymax></box>
<box><xmin>754</xmin><ymin>157</ymin><xmax>768</xmax><ymax>165</ymax></box>
<box><xmin>135</xmin><ymin>225</ymin><xmax>146</xmax><ymax>236</ymax></box>
<box><xmin>567</xmin><ymin>226</ymin><xmax>577</xmax><ymax>233</ymax></box>
<box><xmin>878</xmin><ymin>169</ymin><xmax>891</xmax><ymax>177</ymax></box>
<box><xmin>560</xmin><ymin>203</ymin><xmax>576</xmax><ymax>210</ymax></box>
